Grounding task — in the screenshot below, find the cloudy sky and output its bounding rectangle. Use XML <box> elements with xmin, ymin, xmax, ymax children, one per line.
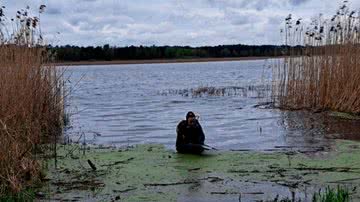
<box><xmin>1</xmin><ymin>0</ymin><xmax>359</xmax><ymax>46</ymax></box>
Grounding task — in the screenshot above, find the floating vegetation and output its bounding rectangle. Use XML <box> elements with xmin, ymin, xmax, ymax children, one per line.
<box><xmin>159</xmin><ymin>84</ymin><xmax>271</xmax><ymax>98</ymax></box>
<box><xmin>42</xmin><ymin>141</ymin><xmax>360</xmax><ymax>201</ymax></box>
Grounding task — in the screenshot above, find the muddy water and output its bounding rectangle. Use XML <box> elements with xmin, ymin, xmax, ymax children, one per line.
<box><xmin>64</xmin><ymin>60</ymin><xmax>360</xmax><ymax>151</ymax></box>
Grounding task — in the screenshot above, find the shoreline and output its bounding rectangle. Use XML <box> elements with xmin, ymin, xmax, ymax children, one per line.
<box><xmin>53</xmin><ymin>56</ymin><xmax>277</xmax><ymax>66</ymax></box>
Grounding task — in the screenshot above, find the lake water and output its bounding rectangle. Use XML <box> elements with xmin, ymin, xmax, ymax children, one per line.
<box><xmin>64</xmin><ymin>59</ymin><xmax>360</xmax><ymax>151</ymax></box>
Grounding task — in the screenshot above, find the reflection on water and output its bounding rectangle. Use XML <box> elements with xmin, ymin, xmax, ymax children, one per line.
<box><xmin>64</xmin><ymin>60</ymin><xmax>360</xmax><ymax>151</ymax></box>
<box><xmin>277</xmin><ymin>111</ymin><xmax>334</xmax><ymax>153</ymax></box>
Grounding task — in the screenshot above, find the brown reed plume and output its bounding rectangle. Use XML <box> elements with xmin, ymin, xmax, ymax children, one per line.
<box><xmin>272</xmin><ymin>1</ymin><xmax>360</xmax><ymax>114</ymax></box>
<box><xmin>0</xmin><ymin>4</ymin><xmax>64</xmax><ymax>196</ymax></box>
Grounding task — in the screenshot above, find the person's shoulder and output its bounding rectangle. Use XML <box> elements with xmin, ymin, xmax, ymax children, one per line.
<box><xmin>194</xmin><ymin>120</ymin><xmax>202</xmax><ymax>127</ymax></box>
<box><xmin>177</xmin><ymin>120</ymin><xmax>187</xmax><ymax>127</ymax></box>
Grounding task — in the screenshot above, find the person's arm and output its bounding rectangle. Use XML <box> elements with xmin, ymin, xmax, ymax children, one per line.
<box><xmin>196</xmin><ymin>121</ymin><xmax>205</xmax><ymax>144</ymax></box>
<box><xmin>176</xmin><ymin>121</ymin><xmax>186</xmax><ymax>147</ymax></box>
<box><xmin>199</xmin><ymin>126</ymin><xmax>205</xmax><ymax>144</ymax></box>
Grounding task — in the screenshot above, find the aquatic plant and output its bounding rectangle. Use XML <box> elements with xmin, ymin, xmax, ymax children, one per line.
<box><xmin>312</xmin><ymin>186</ymin><xmax>350</xmax><ymax>202</ymax></box>
<box><xmin>0</xmin><ymin>4</ymin><xmax>64</xmax><ymax>197</ymax></box>
<box><xmin>159</xmin><ymin>84</ymin><xmax>271</xmax><ymax>98</ymax></box>
<box><xmin>272</xmin><ymin>1</ymin><xmax>360</xmax><ymax>113</ymax></box>
<box><xmin>0</xmin><ymin>188</ymin><xmax>36</xmax><ymax>202</ymax></box>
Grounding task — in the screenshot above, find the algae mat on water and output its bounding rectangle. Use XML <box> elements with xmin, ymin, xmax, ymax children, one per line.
<box><xmin>40</xmin><ymin>140</ymin><xmax>360</xmax><ymax>201</ymax></box>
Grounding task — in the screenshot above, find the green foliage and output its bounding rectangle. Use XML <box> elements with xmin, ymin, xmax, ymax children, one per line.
<box><xmin>51</xmin><ymin>44</ymin><xmax>289</xmax><ymax>62</ymax></box>
<box><xmin>312</xmin><ymin>186</ymin><xmax>350</xmax><ymax>202</ymax></box>
<box><xmin>0</xmin><ymin>189</ymin><xmax>35</xmax><ymax>202</ymax></box>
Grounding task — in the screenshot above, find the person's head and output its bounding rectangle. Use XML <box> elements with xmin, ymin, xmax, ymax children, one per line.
<box><xmin>186</xmin><ymin>111</ymin><xmax>196</xmax><ymax>126</ymax></box>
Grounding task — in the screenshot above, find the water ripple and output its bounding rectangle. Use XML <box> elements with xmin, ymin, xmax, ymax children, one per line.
<box><xmin>65</xmin><ymin>60</ymin><xmax>358</xmax><ymax>151</ymax></box>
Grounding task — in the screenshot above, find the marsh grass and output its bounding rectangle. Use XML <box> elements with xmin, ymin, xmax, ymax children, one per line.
<box><xmin>0</xmin><ymin>4</ymin><xmax>65</xmax><ymax>196</ymax></box>
<box><xmin>312</xmin><ymin>186</ymin><xmax>350</xmax><ymax>202</ymax></box>
<box><xmin>0</xmin><ymin>188</ymin><xmax>35</xmax><ymax>202</ymax></box>
<box><xmin>267</xmin><ymin>186</ymin><xmax>350</xmax><ymax>202</ymax></box>
<box><xmin>159</xmin><ymin>84</ymin><xmax>271</xmax><ymax>98</ymax></box>
<box><xmin>272</xmin><ymin>1</ymin><xmax>360</xmax><ymax>113</ymax></box>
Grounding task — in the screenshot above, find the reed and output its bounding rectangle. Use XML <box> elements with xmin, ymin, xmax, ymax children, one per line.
<box><xmin>0</xmin><ymin>5</ymin><xmax>64</xmax><ymax>196</ymax></box>
<box><xmin>312</xmin><ymin>186</ymin><xmax>350</xmax><ymax>202</ymax></box>
<box><xmin>159</xmin><ymin>84</ymin><xmax>271</xmax><ymax>98</ymax></box>
<box><xmin>272</xmin><ymin>1</ymin><xmax>360</xmax><ymax>113</ymax></box>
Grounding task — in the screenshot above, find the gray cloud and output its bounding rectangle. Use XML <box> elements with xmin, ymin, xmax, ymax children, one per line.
<box><xmin>290</xmin><ymin>0</ymin><xmax>311</xmax><ymax>6</ymax></box>
<box><xmin>46</xmin><ymin>7</ymin><xmax>61</xmax><ymax>15</ymax></box>
<box><xmin>1</xmin><ymin>0</ymin><xmax>358</xmax><ymax>46</ymax></box>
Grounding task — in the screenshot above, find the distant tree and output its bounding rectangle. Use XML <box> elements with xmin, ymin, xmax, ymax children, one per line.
<box><xmin>220</xmin><ymin>48</ymin><xmax>231</xmax><ymax>57</ymax></box>
<box><xmin>51</xmin><ymin>44</ymin><xmax>292</xmax><ymax>61</ymax></box>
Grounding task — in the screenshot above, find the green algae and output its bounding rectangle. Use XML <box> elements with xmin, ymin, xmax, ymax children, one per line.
<box><xmin>40</xmin><ymin>140</ymin><xmax>360</xmax><ymax>201</ymax></box>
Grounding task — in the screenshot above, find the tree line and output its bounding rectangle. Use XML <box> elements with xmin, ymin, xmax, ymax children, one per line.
<box><xmin>50</xmin><ymin>44</ymin><xmax>293</xmax><ymax>61</ymax></box>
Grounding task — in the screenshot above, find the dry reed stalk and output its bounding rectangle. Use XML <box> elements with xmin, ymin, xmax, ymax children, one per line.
<box><xmin>0</xmin><ymin>45</ymin><xmax>64</xmax><ymax>195</ymax></box>
<box><xmin>272</xmin><ymin>1</ymin><xmax>360</xmax><ymax>114</ymax></box>
<box><xmin>0</xmin><ymin>4</ymin><xmax>64</xmax><ymax>196</ymax></box>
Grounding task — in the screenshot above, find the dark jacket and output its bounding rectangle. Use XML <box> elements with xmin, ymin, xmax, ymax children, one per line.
<box><xmin>176</xmin><ymin>119</ymin><xmax>205</xmax><ymax>149</ymax></box>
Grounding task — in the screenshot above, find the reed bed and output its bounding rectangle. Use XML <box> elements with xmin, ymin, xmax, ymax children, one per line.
<box><xmin>272</xmin><ymin>1</ymin><xmax>360</xmax><ymax>113</ymax></box>
<box><xmin>0</xmin><ymin>5</ymin><xmax>64</xmax><ymax>196</ymax></box>
<box><xmin>159</xmin><ymin>84</ymin><xmax>271</xmax><ymax>98</ymax></box>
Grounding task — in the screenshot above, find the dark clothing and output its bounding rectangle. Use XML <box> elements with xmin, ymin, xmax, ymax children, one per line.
<box><xmin>176</xmin><ymin>143</ymin><xmax>205</xmax><ymax>154</ymax></box>
<box><xmin>176</xmin><ymin>120</ymin><xmax>205</xmax><ymax>154</ymax></box>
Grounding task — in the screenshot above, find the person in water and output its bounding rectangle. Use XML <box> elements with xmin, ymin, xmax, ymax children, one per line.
<box><xmin>176</xmin><ymin>111</ymin><xmax>205</xmax><ymax>154</ymax></box>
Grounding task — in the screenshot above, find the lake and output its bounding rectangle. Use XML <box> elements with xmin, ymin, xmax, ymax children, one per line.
<box><xmin>64</xmin><ymin>59</ymin><xmax>360</xmax><ymax>151</ymax></box>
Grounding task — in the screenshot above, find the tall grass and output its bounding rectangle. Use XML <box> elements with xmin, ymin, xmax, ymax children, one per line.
<box><xmin>272</xmin><ymin>1</ymin><xmax>360</xmax><ymax>113</ymax></box>
<box><xmin>0</xmin><ymin>5</ymin><xmax>64</xmax><ymax>196</ymax></box>
<box><xmin>312</xmin><ymin>186</ymin><xmax>350</xmax><ymax>202</ymax></box>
